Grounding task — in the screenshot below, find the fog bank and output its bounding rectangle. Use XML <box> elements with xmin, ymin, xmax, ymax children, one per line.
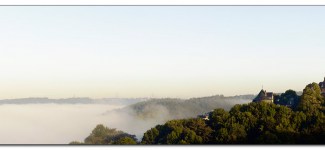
<box><xmin>0</xmin><ymin>104</ymin><xmax>123</xmax><ymax>144</ymax></box>
<box><xmin>101</xmin><ymin>96</ymin><xmax>253</xmax><ymax>140</ymax></box>
<box><xmin>0</xmin><ymin>96</ymin><xmax>253</xmax><ymax>144</ymax></box>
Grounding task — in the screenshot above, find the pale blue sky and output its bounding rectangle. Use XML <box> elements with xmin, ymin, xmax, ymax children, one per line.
<box><xmin>0</xmin><ymin>6</ymin><xmax>324</xmax><ymax>99</ymax></box>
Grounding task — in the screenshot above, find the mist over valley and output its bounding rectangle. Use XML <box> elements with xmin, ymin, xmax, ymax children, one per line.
<box><xmin>0</xmin><ymin>95</ymin><xmax>253</xmax><ymax>144</ymax></box>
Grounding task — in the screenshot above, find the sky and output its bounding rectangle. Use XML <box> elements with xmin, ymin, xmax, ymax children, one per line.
<box><xmin>0</xmin><ymin>6</ymin><xmax>324</xmax><ymax>99</ymax></box>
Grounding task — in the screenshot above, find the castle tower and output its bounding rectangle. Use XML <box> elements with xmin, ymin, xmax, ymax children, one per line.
<box><xmin>320</xmin><ymin>77</ymin><xmax>325</xmax><ymax>96</ymax></box>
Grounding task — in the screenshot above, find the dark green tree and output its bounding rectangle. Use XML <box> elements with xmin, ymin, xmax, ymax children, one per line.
<box><xmin>277</xmin><ymin>89</ymin><xmax>300</xmax><ymax>109</ymax></box>
<box><xmin>71</xmin><ymin>124</ymin><xmax>137</xmax><ymax>145</ymax></box>
<box><xmin>297</xmin><ymin>83</ymin><xmax>324</xmax><ymax>113</ymax></box>
<box><xmin>69</xmin><ymin>141</ymin><xmax>84</xmax><ymax>145</ymax></box>
<box><xmin>141</xmin><ymin>119</ymin><xmax>212</xmax><ymax>144</ymax></box>
<box><xmin>112</xmin><ymin>137</ymin><xmax>137</xmax><ymax>145</ymax></box>
<box><xmin>84</xmin><ymin>124</ymin><xmax>112</xmax><ymax>144</ymax></box>
<box><xmin>141</xmin><ymin>127</ymin><xmax>160</xmax><ymax>144</ymax></box>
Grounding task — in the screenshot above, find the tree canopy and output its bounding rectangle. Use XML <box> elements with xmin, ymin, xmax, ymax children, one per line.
<box><xmin>71</xmin><ymin>82</ymin><xmax>325</xmax><ymax>144</ymax></box>
<box><xmin>70</xmin><ymin>124</ymin><xmax>137</xmax><ymax>145</ymax></box>
<box><xmin>140</xmin><ymin>83</ymin><xmax>325</xmax><ymax>144</ymax></box>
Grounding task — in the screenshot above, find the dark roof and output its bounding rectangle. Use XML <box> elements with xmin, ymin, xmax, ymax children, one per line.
<box><xmin>266</xmin><ymin>92</ymin><xmax>273</xmax><ymax>97</ymax></box>
<box><xmin>253</xmin><ymin>90</ymin><xmax>267</xmax><ymax>102</ymax></box>
<box><xmin>253</xmin><ymin>90</ymin><xmax>274</xmax><ymax>102</ymax></box>
<box><xmin>319</xmin><ymin>77</ymin><xmax>325</xmax><ymax>88</ymax></box>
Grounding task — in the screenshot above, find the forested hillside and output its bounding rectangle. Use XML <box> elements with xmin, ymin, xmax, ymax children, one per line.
<box><xmin>123</xmin><ymin>95</ymin><xmax>254</xmax><ymax>120</ymax></box>
<box><xmin>141</xmin><ymin>82</ymin><xmax>325</xmax><ymax>144</ymax></box>
<box><xmin>71</xmin><ymin>82</ymin><xmax>325</xmax><ymax>144</ymax></box>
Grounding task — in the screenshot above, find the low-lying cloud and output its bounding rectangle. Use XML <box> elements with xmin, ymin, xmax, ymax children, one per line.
<box><xmin>0</xmin><ymin>104</ymin><xmax>122</xmax><ymax>144</ymax></box>
<box><xmin>0</xmin><ymin>96</ymin><xmax>253</xmax><ymax>144</ymax></box>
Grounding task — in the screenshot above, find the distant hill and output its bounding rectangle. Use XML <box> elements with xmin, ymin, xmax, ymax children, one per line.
<box><xmin>118</xmin><ymin>95</ymin><xmax>255</xmax><ymax>121</ymax></box>
<box><xmin>0</xmin><ymin>97</ymin><xmax>146</xmax><ymax>105</ymax></box>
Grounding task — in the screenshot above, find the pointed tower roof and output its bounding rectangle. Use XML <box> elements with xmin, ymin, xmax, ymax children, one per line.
<box><xmin>253</xmin><ymin>89</ymin><xmax>267</xmax><ymax>102</ymax></box>
<box><xmin>319</xmin><ymin>77</ymin><xmax>325</xmax><ymax>88</ymax></box>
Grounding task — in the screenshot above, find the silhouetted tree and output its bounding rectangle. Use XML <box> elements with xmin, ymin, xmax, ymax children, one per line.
<box><xmin>70</xmin><ymin>124</ymin><xmax>137</xmax><ymax>145</ymax></box>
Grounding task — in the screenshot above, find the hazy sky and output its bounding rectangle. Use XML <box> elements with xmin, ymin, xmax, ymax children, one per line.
<box><xmin>0</xmin><ymin>6</ymin><xmax>325</xmax><ymax>99</ymax></box>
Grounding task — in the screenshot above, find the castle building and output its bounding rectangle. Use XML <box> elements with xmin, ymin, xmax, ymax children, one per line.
<box><xmin>253</xmin><ymin>89</ymin><xmax>274</xmax><ymax>103</ymax></box>
<box><xmin>319</xmin><ymin>77</ymin><xmax>325</xmax><ymax>96</ymax></box>
<box><xmin>198</xmin><ymin>113</ymin><xmax>210</xmax><ymax>121</ymax></box>
<box><xmin>253</xmin><ymin>77</ymin><xmax>325</xmax><ymax>104</ymax></box>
